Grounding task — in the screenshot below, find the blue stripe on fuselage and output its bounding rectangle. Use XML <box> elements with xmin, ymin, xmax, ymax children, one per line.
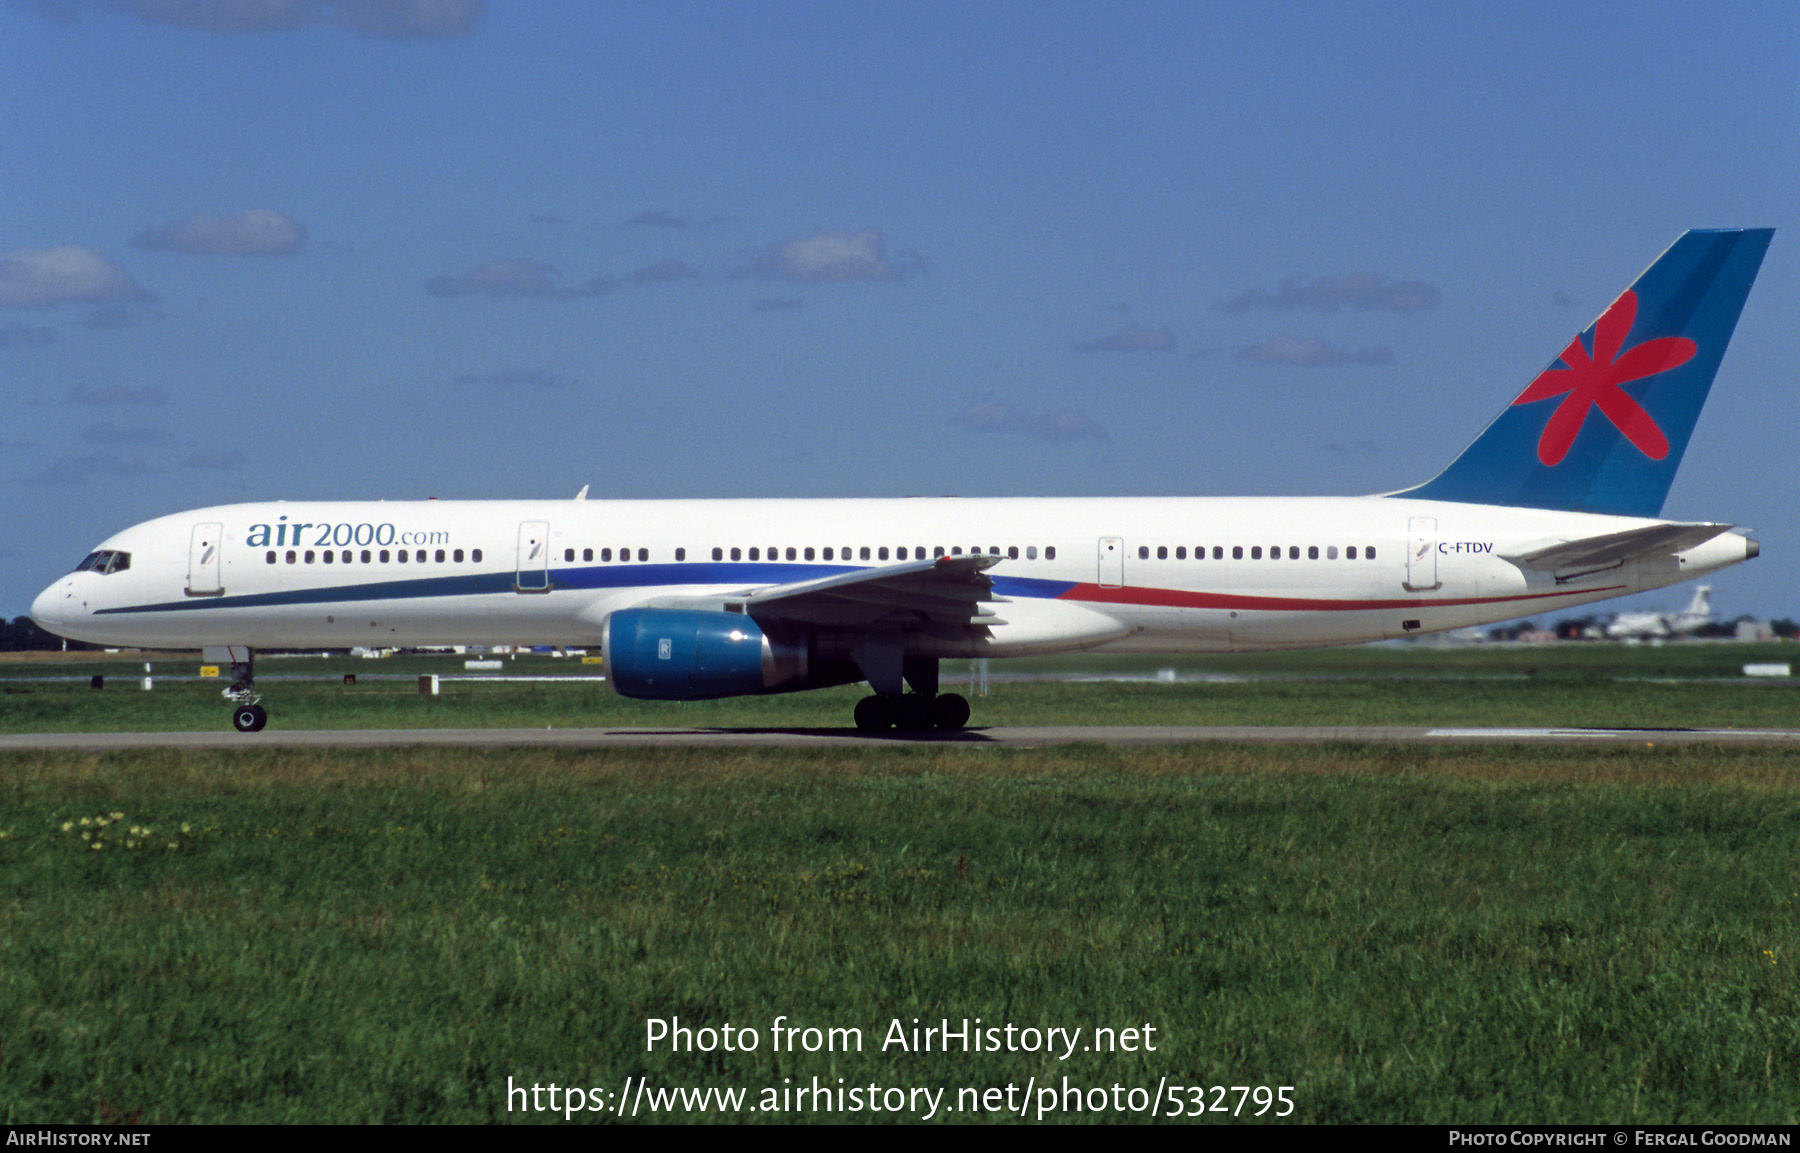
<box><xmin>97</xmin><ymin>562</ymin><xmax>1079</xmax><ymax>615</ymax></box>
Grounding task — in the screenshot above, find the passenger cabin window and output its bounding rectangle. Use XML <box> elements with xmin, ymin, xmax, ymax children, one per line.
<box><xmin>1026</xmin><ymin>546</ymin><xmax>1036</xmax><ymax>560</ymax></box>
<box><xmin>675</xmin><ymin>548</ymin><xmax>685</xmax><ymax>561</ymax></box>
<box><xmin>1347</xmin><ymin>547</ymin><xmax>1358</xmax><ymax>559</ymax></box>
<box><xmin>435</xmin><ymin>549</ymin><xmax>445</xmax><ymax>563</ymax></box>
<box><xmin>749</xmin><ymin>547</ymin><xmax>760</xmax><ymax>561</ymax></box>
<box><xmin>564</xmin><ymin>548</ymin><xmax>575</xmax><ymax>562</ymax></box>
<box><xmin>1366</xmin><ymin>546</ymin><xmax>1377</xmax><ymax>559</ymax></box>
<box><xmin>583</xmin><ymin>548</ymin><xmax>593</xmax><ymax>562</ymax></box>
<box><xmin>730</xmin><ymin>547</ymin><xmax>741</xmax><ymax>561</ymax></box>
<box><xmin>1045</xmin><ymin>546</ymin><xmax>1056</xmax><ymax>560</ymax></box>
<box><xmin>1233</xmin><ymin>546</ymin><xmax>1244</xmax><ymax>559</ymax></box>
<box><xmin>473</xmin><ymin>549</ymin><xmax>483</xmax><ymax>562</ymax></box>
<box><xmin>823</xmin><ymin>547</ymin><xmax>834</xmax><ymax>560</ymax></box>
<box><xmin>860</xmin><ymin>546</ymin><xmax>871</xmax><ymax>560</ymax></box>
<box><xmin>713</xmin><ymin>547</ymin><xmax>724</xmax><ymax>561</ymax></box>
<box><xmin>266</xmin><ymin>551</ymin><xmax>276</xmax><ymax>564</ymax></box>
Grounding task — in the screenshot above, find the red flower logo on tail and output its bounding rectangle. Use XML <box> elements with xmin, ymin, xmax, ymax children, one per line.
<box><xmin>1511</xmin><ymin>290</ymin><xmax>1696</xmax><ymax>466</ymax></box>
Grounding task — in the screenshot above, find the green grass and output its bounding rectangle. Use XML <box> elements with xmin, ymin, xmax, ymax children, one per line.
<box><xmin>3</xmin><ymin>641</ymin><xmax>1800</xmax><ymax>732</ymax></box>
<box><xmin>4</xmin><ymin>743</ymin><xmax>1800</xmax><ymax>1123</ymax></box>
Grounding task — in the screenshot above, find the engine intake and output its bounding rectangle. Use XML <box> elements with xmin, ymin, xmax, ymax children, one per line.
<box><xmin>602</xmin><ymin>609</ymin><xmax>809</xmax><ymax>700</ymax></box>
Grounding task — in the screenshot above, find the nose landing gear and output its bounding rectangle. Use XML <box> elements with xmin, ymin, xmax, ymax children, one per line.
<box><xmin>219</xmin><ymin>649</ymin><xmax>267</xmax><ymax>732</ymax></box>
<box><xmin>231</xmin><ymin>702</ymin><xmax>268</xmax><ymax>732</ymax></box>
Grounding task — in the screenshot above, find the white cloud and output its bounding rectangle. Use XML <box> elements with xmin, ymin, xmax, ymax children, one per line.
<box><xmin>753</xmin><ymin>228</ymin><xmax>916</xmax><ymax>283</ymax></box>
<box><xmin>0</xmin><ymin>247</ymin><xmax>149</xmax><ymax>308</ymax></box>
<box><xmin>1236</xmin><ymin>336</ymin><xmax>1395</xmax><ymax>366</ymax></box>
<box><xmin>1075</xmin><ymin>323</ymin><xmax>1176</xmax><ymax>353</ymax></box>
<box><xmin>949</xmin><ymin>401</ymin><xmax>1108</xmax><ymax>443</ymax></box>
<box><xmin>68</xmin><ymin>385</ymin><xmax>170</xmax><ymax>404</ymax></box>
<box><xmin>0</xmin><ymin>323</ymin><xmax>55</xmax><ymax>349</ymax></box>
<box><xmin>426</xmin><ymin>259</ymin><xmax>612</xmax><ymax>298</ymax></box>
<box><xmin>22</xmin><ymin>453</ymin><xmax>161</xmax><ymax>485</ymax></box>
<box><xmin>134</xmin><ymin>209</ymin><xmax>305</xmax><ymax>256</ymax></box>
<box><xmin>450</xmin><ymin>368</ymin><xmax>580</xmax><ymax>389</ymax></box>
<box><xmin>184</xmin><ymin>450</ymin><xmax>250</xmax><ymax>469</ymax></box>
<box><xmin>81</xmin><ymin>422</ymin><xmax>167</xmax><ymax>445</ymax></box>
<box><xmin>626</xmin><ymin>258</ymin><xmax>700</xmax><ymax>285</ymax></box>
<box><xmin>1217</xmin><ymin>272</ymin><xmax>1439</xmax><ymax>314</ymax></box>
<box><xmin>99</xmin><ymin>0</ymin><xmax>482</xmax><ymax>38</ymax></box>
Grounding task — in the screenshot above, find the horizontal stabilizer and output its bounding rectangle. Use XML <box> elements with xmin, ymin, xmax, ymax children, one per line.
<box><xmin>1499</xmin><ymin>522</ymin><xmax>1734</xmax><ymax>572</ymax></box>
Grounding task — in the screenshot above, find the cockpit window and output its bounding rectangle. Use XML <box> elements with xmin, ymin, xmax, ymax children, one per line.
<box><xmin>74</xmin><ymin>550</ymin><xmax>130</xmax><ymax>575</ymax></box>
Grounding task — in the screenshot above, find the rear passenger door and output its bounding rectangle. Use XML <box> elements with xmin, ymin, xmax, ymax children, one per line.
<box><xmin>1097</xmin><ymin>536</ymin><xmax>1124</xmax><ymax>588</ymax></box>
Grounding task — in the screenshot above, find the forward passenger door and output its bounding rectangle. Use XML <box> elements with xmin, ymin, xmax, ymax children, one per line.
<box><xmin>516</xmin><ymin>521</ymin><xmax>550</xmax><ymax>592</ymax></box>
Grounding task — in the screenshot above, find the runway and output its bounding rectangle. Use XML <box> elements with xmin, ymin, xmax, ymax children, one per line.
<box><xmin>5</xmin><ymin>725</ymin><xmax>1800</xmax><ymax>751</ymax></box>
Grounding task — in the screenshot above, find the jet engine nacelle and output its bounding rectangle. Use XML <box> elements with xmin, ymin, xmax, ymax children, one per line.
<box><xmin>601</xmin><ymin>609</ymin><xmax>813</xmax><ymax>700</ymax></box>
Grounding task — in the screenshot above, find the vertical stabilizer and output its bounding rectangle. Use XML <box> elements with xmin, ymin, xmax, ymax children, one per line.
<box><xmin>1400</xmin><ymin>229</ymin><xmax>1772</xmax><ymax>517</ymax></box>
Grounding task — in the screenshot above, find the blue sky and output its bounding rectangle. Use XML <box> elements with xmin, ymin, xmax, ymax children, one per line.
<box><xmin>3</xmin><ymin>0</ymin><xmax>1796</xmax><ymax>622</ymax></box>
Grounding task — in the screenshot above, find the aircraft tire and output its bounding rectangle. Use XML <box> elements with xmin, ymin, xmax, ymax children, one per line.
<box><xmin>853</xmin><ymin>696</ymin><xmax>893</xmax><ymax>731</ymax></box>
<box><xmin>933</xmin><ymin>693</ymin><xmax>970</xmax><ymax>730</ymax></box>
<box><xmin>232</xmin><ymin>704</ymin><xmax>268</xmax><ymax>733</ymax></box>
<box><xmin>898</xmin><ymin>694</ymin><xmax>936</xmax><ymax>731</ymax></box>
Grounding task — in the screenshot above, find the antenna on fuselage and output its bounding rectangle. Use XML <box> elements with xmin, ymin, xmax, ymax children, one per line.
<box><xmin>574</xmin><ymin>485</ymin><xmax>589</xmax><ymax>501</ymax></box>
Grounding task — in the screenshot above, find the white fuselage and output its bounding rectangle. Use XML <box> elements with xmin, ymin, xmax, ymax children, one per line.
<box><xmin>30</xmin><ymin>495</ymin><xmax>1755</xmax><ymax>657</ymax></box>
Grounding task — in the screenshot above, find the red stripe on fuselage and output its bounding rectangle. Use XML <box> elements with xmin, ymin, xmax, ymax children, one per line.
<box><xmin>1057</xmin><ymin>583</ymin><xmax>1628</xmax><ymax>612</ymax></box>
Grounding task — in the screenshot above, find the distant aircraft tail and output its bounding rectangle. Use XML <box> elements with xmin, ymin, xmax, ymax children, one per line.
<box><xmin>1400</xmin><ymin>229</ymin><xmax>1773</xmax><ymax>517</ymax></box>
<box><xmin>1680</xmin><ymin>584</ymin><xmax>1713</xmax><ymax>622</ymax></box>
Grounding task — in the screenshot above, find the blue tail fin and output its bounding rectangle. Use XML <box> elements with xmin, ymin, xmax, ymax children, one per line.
<box><xmin>1400</xmin><ymin>228</ymin><xmax>1772</xmax><ymax>517</ymax></box>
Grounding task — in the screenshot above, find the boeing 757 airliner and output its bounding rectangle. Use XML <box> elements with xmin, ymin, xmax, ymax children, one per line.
<box><xmin>30</xmin><ymin>229</ymin><xmax>1773</xmax><ymax>733</ymax></box>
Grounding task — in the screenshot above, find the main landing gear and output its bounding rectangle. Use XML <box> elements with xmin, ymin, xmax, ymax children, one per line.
<box><xmin>222</xmin><ymin>651</ymin><xmax>267</xmax><ymax>732</ymax></box>
<box><xmin>853</xmin><ymin>692</ymin><xmax>971</xmax><ymax>732</ymax></box>
<box><xmin>847</xmin><ymin>649</ymin><xmax>972</xmax><ymax>732</ymax></box>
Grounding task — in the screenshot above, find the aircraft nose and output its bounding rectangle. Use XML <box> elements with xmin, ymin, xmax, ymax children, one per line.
<box><xmin>30</xmin><ymin>581</ymin><xmax>63</xmax><ymax>632</ymax></box>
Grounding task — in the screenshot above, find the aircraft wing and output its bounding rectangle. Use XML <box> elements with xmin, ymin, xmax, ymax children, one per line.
<box><xmin>1499</xmin><ymin>522</ymin><xmax>1736</xmax><ymax>573</ymax></box>
<box><xmin>634</xmin><ymin>553</ymin><xmax>1008</xmax><ymax>635</ymax></box>
<box><xmin>741</xmin><ymin>553</ymin><xmax>1006</xmax><ymax>634</ymax></box>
